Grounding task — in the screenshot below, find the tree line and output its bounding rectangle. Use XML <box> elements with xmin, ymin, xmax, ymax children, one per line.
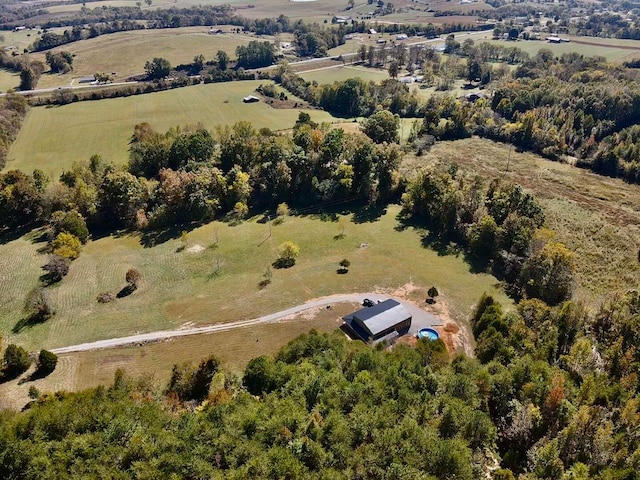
<box><xmin>0</xmin><ymin>113</ymin><xmax>403</xmax><ymax>240</ymax></box>
<box><xmin>401</xmin><ymin>161</ymin><xmax>574</xmax><ymax>305</ymax></box>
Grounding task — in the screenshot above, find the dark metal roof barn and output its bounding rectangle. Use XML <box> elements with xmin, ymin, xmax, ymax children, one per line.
<box><xmin>342</xmin><ymin>299</ymin><xmax>412</xmax><ymax>344</ymax></box>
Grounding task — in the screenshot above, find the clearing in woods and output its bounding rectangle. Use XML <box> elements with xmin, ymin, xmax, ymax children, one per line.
<box><xmin>403</xmin><ymin>138</ymin><xmax>640</xmax><ymax>303</ymax></box>
<box><xmin>6</xmin><ymin>80</ymin><xmax>338</xmax><ymax>178</ymax></box>
<box><xmin>0</xmin><ymin>204</ymin><xmax>510</xmax><ymax>353</ymax></box>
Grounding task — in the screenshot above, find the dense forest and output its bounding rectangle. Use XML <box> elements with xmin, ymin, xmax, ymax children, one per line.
<box><xmin>1</xmin><ymin>283</ymin><xmax>639</xmax><ymax>479</ymax></box>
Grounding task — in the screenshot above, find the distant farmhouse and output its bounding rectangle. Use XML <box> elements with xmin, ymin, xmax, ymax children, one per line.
<box><xmin>546</xmin><ymin>36</ymin><xmax>570</xmax><ymax>43</ymax></box>
<box><xmin>342</xmin><ymin>299</ymin><xmax>412</xmax><ymax>344</ymax></box>
<box><xmin>242</xmin><ymin>95</ymin><xmax>260</xmax><ymax>103</ymax></box>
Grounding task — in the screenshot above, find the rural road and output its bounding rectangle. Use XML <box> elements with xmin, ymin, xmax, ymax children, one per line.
<box><xmin>0</xmin><ymin>80</ymin><xmax>139</xmax><ymax>97</ymax></box>
<box><xmin>51</xmin><ymin>293</ymin><xmax>441</xmax><ymax>355</ymax></box>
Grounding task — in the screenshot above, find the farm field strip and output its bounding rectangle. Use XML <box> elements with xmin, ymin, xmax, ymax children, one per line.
<box><xmin>6</xmin><ymin>80</ymin><xmax>338</xmax><ymax>177</ymax></box>
<box><xmin>0</xmin><ymin>305</ymin><xmax>351</xmax><ymax>411</ymax></box>
<box><xmin>31</xmin><ymin>28</ymin><xmax>256</xmax><ymax>88</ymax></box>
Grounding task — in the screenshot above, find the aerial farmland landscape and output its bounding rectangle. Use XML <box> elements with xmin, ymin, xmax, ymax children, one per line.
<box><xmin>0</xmin><ymin>0</ymin><xmax>639</xmax><ymax>477</ymax></box>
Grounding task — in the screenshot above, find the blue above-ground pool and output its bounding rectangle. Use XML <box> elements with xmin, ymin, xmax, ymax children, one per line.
<box><xmin>418</xmin><ymin>328</ymin><xmax>439</xmax><ymax>341</ymax></box>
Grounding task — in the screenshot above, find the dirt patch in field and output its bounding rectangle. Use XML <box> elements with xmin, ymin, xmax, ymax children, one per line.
<box><xmin>186</xmin><ymin>244</ymin><xmax>205</xmax><ymax>253</ymax></box>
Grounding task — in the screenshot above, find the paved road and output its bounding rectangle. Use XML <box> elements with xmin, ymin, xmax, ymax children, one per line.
<box><xmin>51</xmin><ymin>293</ymin><xmax>441</xmax><ymax>354</ymax></box>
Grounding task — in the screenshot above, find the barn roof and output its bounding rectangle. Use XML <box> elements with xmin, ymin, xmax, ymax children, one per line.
<box><xmin>346</xmin><ymin>299</ymin><xmax>411</xmax><ymax>337</ymax></box>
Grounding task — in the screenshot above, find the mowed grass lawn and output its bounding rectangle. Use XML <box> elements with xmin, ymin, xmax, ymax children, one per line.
<box><xmin>404</xmin><ymin>138</ymin><xmax>640</xmax><ymax>303</ymax></box>
<box><xmin>32</xmin><ymin>28</ymin><xmax>256</xmax><ymax>88</ymax></box>
<box><xmin>6</xmin><ymin>81</ymin><xmax>338</xmax><ymax>178</ymax></box>
<box><xmin>0</xmin><ymin>68</ymin><xmax>19</xmax><ymax>92</ymax></box>
<box><xmin>0</xmin><ymin>204</ymin><xmax>509</xmax><ymax>352</ymax></box>
<box><xmin>299</xmin><ymin>65</ymin><xmax>390</xmax><ymax>84</ymax></box>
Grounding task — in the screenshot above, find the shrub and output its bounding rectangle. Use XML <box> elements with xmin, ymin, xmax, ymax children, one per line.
<box><xmin>274</xmin><ymin>241</ymin><xmax>300</xmax><ymax>268</ymax></box>
<box><xmin>41</xmin><ymin>255</ymin><xmax>70</xmax><ymax>283</ymax></box>
<box><xmin>427</xmin><ymin>286</ymin><xmax>439</xmax><ymax>303</ymax></box>
<box><xmin>125</xmin><ymin>268</ymin><xmax>142</xmax><ymax>288</ymax></box>
<box><xmin>96</xmin><ymin>292</ymin><xmax>115</xmax><ymax>303</ymax></box>
<box><xmin>37</xmin><ymin>349</ymin><xmax>58</xmax><ymax>374</ymax></box>
<box><xmin>2</xmin><ymin>344</ymin><xmax>31</xmax><ymax>378</ymax></box>
<box><xmin>51</xmin><ymin>232</ymin><xmax>82</xmax><ymax>260</ymax></box>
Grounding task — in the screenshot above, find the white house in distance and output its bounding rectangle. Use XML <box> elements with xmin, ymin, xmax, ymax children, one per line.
<box><xmin>546</xmin><ymin>36</ymin><xmax>570</xmax><ymax>43</ymax></box>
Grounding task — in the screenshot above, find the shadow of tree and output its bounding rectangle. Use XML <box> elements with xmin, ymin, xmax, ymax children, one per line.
<box><xmin>116</xmin><ymin>284</ymin><xmax>137</xmax><ymax>298</ymax></box>
<box><xmin>352</xmin><ymin>204</ymin><xmax>387</xmax><ymax>224</ymax></box>
<box><xmin>0</xmin><ymin>224</ymin><xmax>36</xmax><ymax>246</ymax></box>
<box><xmin>12</xmin><ymin>312</ymin><xmax>49</xmax><ymax>334</ymax></box>
<box><xmin>272</xmin><ymin>258</ymin><xmax>295</xmax><ymax>269</ymax></box>
<box><xmin>18</xmin><ymin>367</ymin><xmax>54</xmax><ymax>384</ymax></box>
<box><xmin>395</xmin><ymin>212</ymin><xmax>489</xmax><ymax>274</ymax></box>
<box><xmin>140</xmin><ymin>226</ymin><xmax>185</xmax><ymax>248</ymax></box>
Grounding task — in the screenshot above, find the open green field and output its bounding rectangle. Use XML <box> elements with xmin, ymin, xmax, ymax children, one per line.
<box><xmin>31</xmin><ymin>28</ymin><xmax>256</xmax><ymax>88</ymax></box>
<box><xmin>0</xmin><ymin>204</ymin><xmax>510</xmax><ymax>353</ymax></box>
<box><xmin>0</xmin><ymin>68</ymin><xmax>19</xmax><ymax>92</ymax></box>
<box><xmin>6</xmin><ymin>80</ymin><xmax>338</xmax><ymax>178</ymax></box>
<box><xmin>26</xmin><ymin>0</ymin><xmax>493</xmax><ymax>25</ymax></box>
<box><xmin>299</xmin><ymin>64</ymin><xmax>390</xmax><ymax>84</ymax></box>
<box><xmin>0</xmin><ymin>28</ymin><xmax>45</xmax><ymax>51</ymax></box>
<box><xmin>485</xmin><ymin>37</ymin><xmax>640</xmax><ymax>63</ymax></box>
<box><xmin>403</xmin><ymin>138</ymin><xmax>640</xmax><ymax>303</ymax></box>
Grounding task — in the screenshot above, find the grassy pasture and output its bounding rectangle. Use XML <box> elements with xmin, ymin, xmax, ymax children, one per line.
<box><xmin>31</xmin><ymin>28</ymin><xmax>256</xmax><ymax>88</ymax></box>
<box><xmin>6</xmin><ymin>80</ymin><xmax>338</xmax><ymax>177</ymax></box>
<box><xmin>299</xmin><ymin>64</ymin><xmax>390</xmax><ymax>83</ymax></box>
<box><xmin>484</xmin><ymin>37</ymin><xmax>640</xmax><ymax>63</ymax></box>
<box><xmin>0</xmin><ymin>304</ymin><xmax>353</xmax><ymax>411</ymax></box>
<box><xmin>404</xmin><ymin>138</ymin><xmax>640</xmax><ymax>303</ymax></box>
<box><xmin>0</xmin><ymin>204</ymin><xmax>510</xmax><ymax>352</ymax></box>
<box><xmin>0</xmin><ymin>68</ymin><xmax>19</xmax><ymax>92</ymax></box>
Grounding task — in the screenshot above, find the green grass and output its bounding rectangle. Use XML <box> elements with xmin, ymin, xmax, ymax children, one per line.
<box><xmin>485</xmin><ymin>37</ymin><xmax>640</xmax><ymax>63</ymax></box>
<box><xmin>6</xmin><ymin>80</ymin><xmax>339</xmax><ymax>178</ymax></box>
<box><xmin>404</xmin><ymin>138</ymin><xmax>640</xmax><ymax>303</ymax></box>
<box><xmin>299</xmin><ymin>64</ymin><xmax>390</xmax><ymax>84</ymax></box>
<box><xmin>31</xmin><ymin>28</ymin><xmax>256</xmax><ymax>88</ymax></box>
<box><xmin>0</xmin><ymin>204</ymin><xmax>510</xmax><ymax>352</ymax></box>
<box><xmin>0</xmin><ymin>68</ymin><xmax>19</xmax><ymax>92</ymax></box>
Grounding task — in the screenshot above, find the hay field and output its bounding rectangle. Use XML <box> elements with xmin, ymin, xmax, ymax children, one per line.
<box><xmin>0</xmin><ymin>204</ymin><xmax>510</xmax><ymax>352</ymax></box>
<box><xmin>6</xmin><ymin>80</ymin><xmax>338</xmax><ymax>177</ymax></box>
<box><xmin>31</xmin><ymin>28</ymin><xmax>256</xmax><ymax>88</ymax></box>
<box><xmin>403</xmin><ymin>138</ymin><xmax>640</xmax><ymax>303</ymax></box>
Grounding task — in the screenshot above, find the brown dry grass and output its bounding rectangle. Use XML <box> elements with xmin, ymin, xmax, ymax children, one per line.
<box><xmin>404</xmin><ymin>138</ymin><xmax>640</xmax><ymax>303</ymax></box>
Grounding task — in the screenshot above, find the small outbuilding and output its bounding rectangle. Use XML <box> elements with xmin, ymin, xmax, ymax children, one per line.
<box><xmin>342</xmin><ymin>299</ymin><xmax>412</xmax><ymax>344</ymax></box>
<box><xmin>243</xmin><ymin>95</ymin><xmax>260</xmax><ymax>103</ymax></box>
